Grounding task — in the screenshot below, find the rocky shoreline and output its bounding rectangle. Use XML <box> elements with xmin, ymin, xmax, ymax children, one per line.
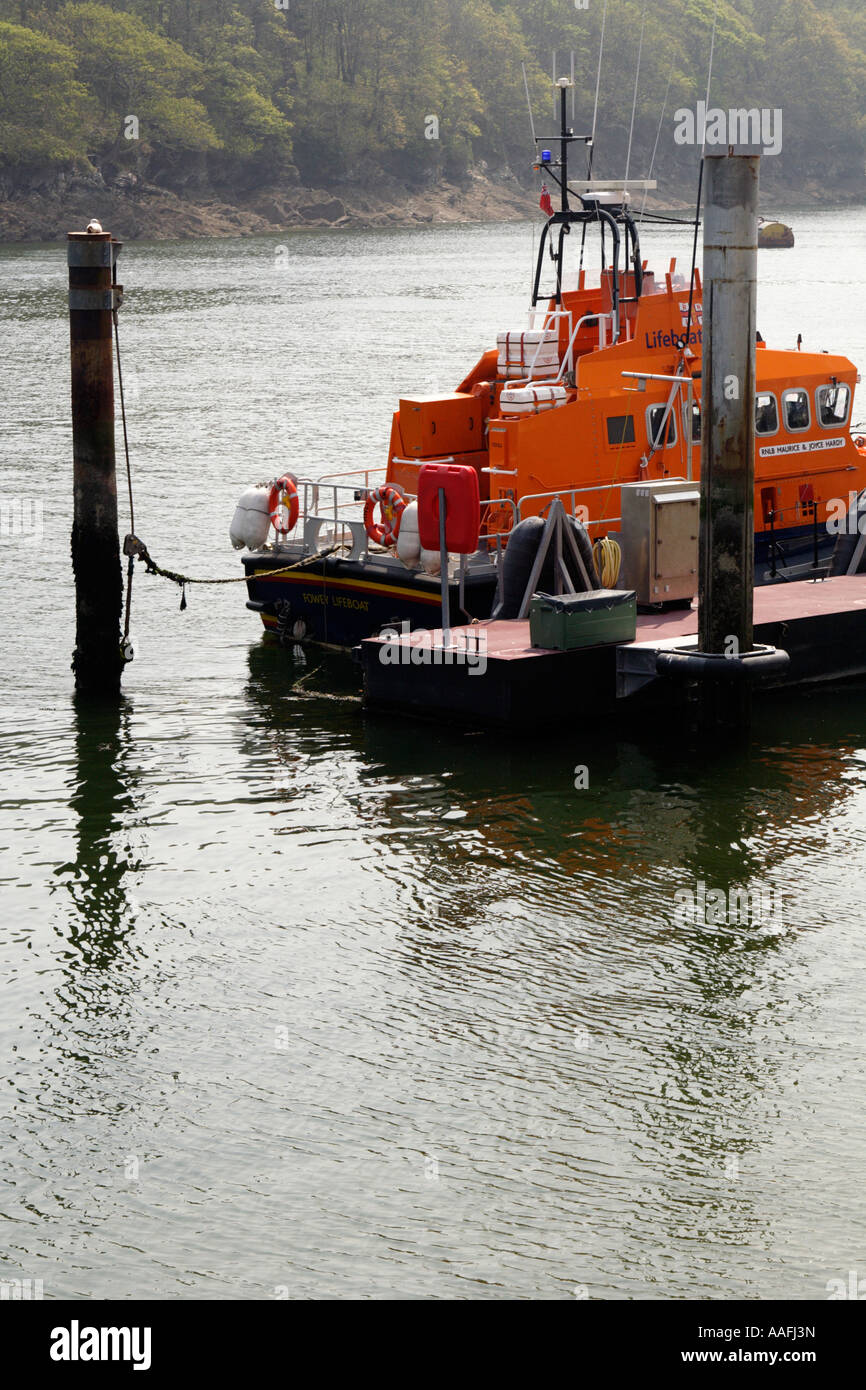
<box><xmin>0</xmin><ymin>162</ymin><xmax>852</xmax><ymax>245</ymax></box>
<box><xmin>0</xmin><ymin>166</ymin><xmax>543</xmax><ymax>244</ymax></box>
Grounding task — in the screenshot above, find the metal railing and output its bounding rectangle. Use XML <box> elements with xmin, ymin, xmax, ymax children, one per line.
<box><xmin>516</xmin><ymin>482</ymin><xmax>624</xmax><ymax>532</ymax></box>
<box><xmin>268</xmin><ymin>478</ymin><xmax>380</xmax><ymax>561</ymax></box>
<box><xmin>265</xmin><ymin>473</ymin><xmax>628</xmax><ymax>570</ymax></box>
<box><xmin>621</xmin><ymin>369</ymin><xmax>697</xmax><ymax>480</ymax></box>
<box><xmin>503</xmin><ymin>308</ymin><xmax>572</xmax><ymax>382</ymax></box>
<box><xmin>389</xmin><ymin>454</ymin><xmax>456</xmax><ymax>471</ymax></box>
<box><xmin>265</xmin><ymin>476</ymin><xmax>517</xmax><ymax>565</ymax></box>
<box><xmin>559</xmin><ymin>312</ymin><xmax>614</xmax><ymax>378</ymax></box>
<box><xmin>318</xmin><ymin>465</ymin><xmax>388</xmax><ymax>489</ymax></box>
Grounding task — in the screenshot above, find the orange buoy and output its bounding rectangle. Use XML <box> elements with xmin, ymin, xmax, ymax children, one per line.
<box><xmin>364</xmin><ymin>484</ymin><xmax>406</xmax><ymax>547</ymax></box>
<box><xmin>268</xmin><ymin>475</ymin><xmax>299</xmax><ymax>534</ymax></box>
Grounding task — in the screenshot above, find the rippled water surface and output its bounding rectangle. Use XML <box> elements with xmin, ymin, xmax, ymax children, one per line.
<box><xmin>2</xmin><ymin>210</ymin><xmax>866</xmax><ymax>1299</ymax></box>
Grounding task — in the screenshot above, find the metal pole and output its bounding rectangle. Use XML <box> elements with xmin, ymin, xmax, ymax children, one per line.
<box><xmin>698</xmin><ymin>153</ymin><xmax>759</xmax><ymax>659</ymax></box>
<box><xmin>560</xmin><ymin>84</ymin><xmax>569</xmax><ymax>211</ymax></box>
<box><xmin>68</xmin><ymin>227</ymin><xmax>124</xmax><ymax>697</ymax></box>
<box><xmin>438</xmin><ymin>487</ymin><xmax>450</xmax><ymax>643</ymax></box>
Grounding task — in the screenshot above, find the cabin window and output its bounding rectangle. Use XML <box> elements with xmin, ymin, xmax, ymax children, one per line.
<box><xmin>691</xmin><ymin>403</ymin><xmax>702</xmax><ymax>443</ymax></box>
<box><xmin>782</xmin><ymin>388</ymin><xmax>810</xmax><ymax>432</ymax></box>
<box><xmin>647</xmin><ymin>404</ymin><xmax>677</xmax><ymax>448</ymax></box>
<box><xmin>816</xmin><ymin>383</ymin><xmax>850</xmax><ymax>428</ymax></box>
<box><xmin>606</xmin><ymin>414</ymin><xmax>635</xmax><ymax>446</ymax></box>
<box><xmin>755</xmin><ymin>393</ymin><xmax>779</xmax><ymax>435</ymax></box>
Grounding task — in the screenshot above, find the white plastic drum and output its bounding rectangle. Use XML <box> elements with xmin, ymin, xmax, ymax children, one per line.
<box><xmin>229</xmin><ymin>486</ymin><xmax>271</xmax><ymax>551</ymax></box>
<box><xmin>396</xmin><ymin>501</ymin><xmax>422</xmax><ymax>568</ymax></box>
<box><xmin>420</xmin><ymin>548</ymin><xmax>443</xmax><ymax>576</ymax></box>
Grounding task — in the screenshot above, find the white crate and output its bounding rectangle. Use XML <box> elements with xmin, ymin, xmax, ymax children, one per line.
<box><xmin>497</xmin><ymin>329</ymin><xmax>560</xmax><ymax>380</ymax></box>
<box><xmin>499</xmin><ymin>384</ymin><xmax>568</xmax><ymax>415</ymax></box>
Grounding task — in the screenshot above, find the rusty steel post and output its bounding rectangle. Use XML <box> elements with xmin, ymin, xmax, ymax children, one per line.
<box><xmin>68</xmin><ymin>228</ymin><xmax>124</xmax><ymax>696</ymax></box>
<box><xmin>698</xmin><ymin>153</ymin><xmax>759</xmax><ymax>659</ymax></box>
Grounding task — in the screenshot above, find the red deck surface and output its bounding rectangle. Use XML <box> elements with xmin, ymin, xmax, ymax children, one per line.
<box><xmin>366</xmin><ymin>574</ymin><xmax>866</xmax><ymax>661</ymax></box>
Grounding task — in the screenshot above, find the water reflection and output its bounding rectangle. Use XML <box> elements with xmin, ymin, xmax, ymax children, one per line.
<box><xmin>240</xmin><ymin>644</ymin><xmax>866</xmax><ymax>1296</ymax></box>
<box><xmin>59</xmin><ymin>697</ymin><xmax>140</xmax><ymax>960</ymax></box>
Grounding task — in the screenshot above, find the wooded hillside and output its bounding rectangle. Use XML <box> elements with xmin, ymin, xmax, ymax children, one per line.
<box><xmin>0</xmin><ymin>0</ymin><xmax>863</xmax><ymax>205</ymax></box>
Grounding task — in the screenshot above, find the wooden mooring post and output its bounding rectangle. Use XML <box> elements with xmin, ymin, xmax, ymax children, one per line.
<box><xmin>697</xmin><ymin>150</ymin><xmax>760</xmax><ymax>726</ymax></box>
<box><xmin>68</xmin><ymin>226</ymin><xmax>124</xmax><ymax>697</ymax></box>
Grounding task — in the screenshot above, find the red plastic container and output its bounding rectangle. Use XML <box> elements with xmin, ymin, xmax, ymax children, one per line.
<box><xmin>417</xmin><ymin>463</ymin><xmax>480</xmax><ymax>554</ymax></box>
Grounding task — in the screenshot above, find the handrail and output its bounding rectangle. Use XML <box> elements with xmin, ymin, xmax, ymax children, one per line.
<box><xmin>517</xmin><ymin>308</ymin><xmax>572</xmax><ymax>379</ymax></box>
<box><xmin>390</xmin><ymin>454</ymin><xmax>456</xmax><ymax>470</ymax></box>
<box><xmin>558</xmin><ymin>312</ymin><xmax>614</xmax><ymax>379</ymax></box>
<box><xmin>267</xmin><ymin>476</ymin><xmax>517</xmax><ymax>560</ymax></box>
<box><xmin>479</xmin><ymin>496</ymin><xmax>518</xmax><ymax>541</ymax></box>
<box><xmin>621</xmin><ymin>368</ymin><xmax>695</xmax><ymax>480</ymax></box>
<box><xmin>516</xmin><ymin>480</ymin><xmax>656</xmax><ymax>532</ymax></box>
<box><xmin>318</xmin><ymin>465</ymin><xmax>387</xmax><ymax>487</ymax></box>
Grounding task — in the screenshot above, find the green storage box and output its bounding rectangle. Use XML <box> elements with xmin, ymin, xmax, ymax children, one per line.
<box><xmin>529</xmin><ymin>588</ymin><xmax>637</xmax><ymax>650</ymax></box>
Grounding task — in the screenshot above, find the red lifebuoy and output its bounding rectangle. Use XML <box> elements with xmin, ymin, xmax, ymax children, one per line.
<box><xmin>364</xmin><ymin>485</ymin><xmax>406</xmax><ymax>547</ymax></box>
<box><xmin>268</xmin><ymin>475</ymin><xmax>299</xmax><ymax>534</ymax></box>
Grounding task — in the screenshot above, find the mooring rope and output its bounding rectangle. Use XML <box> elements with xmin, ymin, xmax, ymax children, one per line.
<box><xmin>124</xmin><ymin>536</ymin><xmax>346</xmax><ymax>610</ymax></box>
<box><xmin>113</xmin><ymin>304</ymin><xmax>136</xmax><ymax>644</ymax></box>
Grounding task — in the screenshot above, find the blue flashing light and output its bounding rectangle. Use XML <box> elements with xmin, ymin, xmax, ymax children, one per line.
<box><xmin>541</xmin><ymin>149</ymin><xmax>552</xmax><ymax>162</ymax></box>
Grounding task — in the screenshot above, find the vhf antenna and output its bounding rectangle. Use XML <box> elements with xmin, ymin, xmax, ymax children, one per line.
<box><xmin>521</xmin><ymin>61</ymin><xmax>536</xmax><ymax>146</ymax></box>
<box><xmin>552</xmin><ymin>51</ymin><xmax>576</xmax><ymax>119</ymax></box>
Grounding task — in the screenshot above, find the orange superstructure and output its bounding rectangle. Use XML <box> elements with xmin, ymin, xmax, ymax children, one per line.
<box><xmin>384</xmin><ymin>77</ymin><xmax>865</xmax><ymax>577</ymax></box>
<box><xmin>386</xmin><ymin>248</ymin><xmax>865</xmax><ymax>568</ymax></box>
<box><xmin>241</xmin><ymin>85</ymin><xmax>866</xmax><ymax>650</ymax></box>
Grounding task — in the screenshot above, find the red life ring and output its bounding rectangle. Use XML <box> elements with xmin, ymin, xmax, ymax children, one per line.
<box><xmin>268</xmin><ymin>475</ymin><xmax>299</xmax><ymax>534</ymax></box>
<box><xmin>364</xmin><ymin>485</ymin><xmax>406</xmax><ymax>547</ymax></box>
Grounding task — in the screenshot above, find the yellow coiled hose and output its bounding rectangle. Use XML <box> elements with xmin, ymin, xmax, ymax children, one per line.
<box><xmin>593</xmin><ymin>536</ymin><xmax>622</xmax><ymax>589</ymax></box>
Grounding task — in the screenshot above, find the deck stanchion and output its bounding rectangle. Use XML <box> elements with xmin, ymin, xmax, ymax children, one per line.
<box><xmin>438</xmin><ymin>487</ymin><xmax>451</xmax><ymax>644</ymax></box>
<box><xmin>68</xmin><ymin>226</ymin><xmax>124</xmax><ymax>697</ymax></box>
<box><xmin>697</xmin><ymin>150</ymin><xmax>760</xmax><ymax>726</ymax></box>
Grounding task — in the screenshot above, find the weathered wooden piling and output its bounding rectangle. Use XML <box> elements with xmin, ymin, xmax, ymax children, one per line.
<box><xmin>698</xmin><ymin>152</ymin><xmax>759</xmax><ymax>658</ymax></box>
<box><xmin>696</xmin><ymin>151</ymin><xmax>760</xmax><ymax>728</ymax></box>
<box><xmin>68</xmin><ymin>227</ymin><xmax>124</xmax><ymax>696</ymax></box>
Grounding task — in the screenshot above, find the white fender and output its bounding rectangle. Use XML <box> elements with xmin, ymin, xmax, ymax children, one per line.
<box><xmin>396</xmin><ymin>500</ymin><xmax>422</xmax><ymax>568</ymax></box>
<box><xmin>230</xmin><ymin>486</ymin><xmax>271</xmax><ymax>551</ymax></box>
<box><xmin>420</xmin><ymin>547</ymin><xmax>444</xmax><ymax>576</ymax></box>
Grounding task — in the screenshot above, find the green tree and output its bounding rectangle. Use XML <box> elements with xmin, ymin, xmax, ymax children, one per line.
<box><xmin>0</xmin><ymin>20</ymin><xmax>91</xmax><ymax>162</ymax></box>
<box><xmin>56</xmin><ymin>2</ymin><xmax>220</xmax><ymax>154</ymax></box>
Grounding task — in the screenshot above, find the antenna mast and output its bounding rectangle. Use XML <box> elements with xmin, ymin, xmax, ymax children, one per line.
<box><xmin>521</xmin><ymin>61</ymin><xmax>537</xmax><ymax>145</ymax></box>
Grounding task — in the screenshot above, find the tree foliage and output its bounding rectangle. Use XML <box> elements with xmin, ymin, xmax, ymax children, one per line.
<box><xmin>0</xmin><ymin>21</ymin><xmax>92</xmax><ymax>163</ymax></box>
<box><xmin>0</xmin><ymin>0</ymin><xmax>863</xmax><ymax>195</ymax></box>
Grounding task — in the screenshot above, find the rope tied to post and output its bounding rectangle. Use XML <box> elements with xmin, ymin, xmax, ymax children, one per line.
<box><xmin>123</xmin><ymin>534</ymin><xmax>345</xmax><ymax>609</ymax></box>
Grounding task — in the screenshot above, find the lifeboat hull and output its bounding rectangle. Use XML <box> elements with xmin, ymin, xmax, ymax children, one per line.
<box><xmin>243</xmin><ymin>551</ymin><xmax>498</xmax><ymax>648</ymax></box>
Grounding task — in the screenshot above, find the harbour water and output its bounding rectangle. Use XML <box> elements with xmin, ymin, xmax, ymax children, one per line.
<box><xmin>2</xmin><ymin>211</ymin><xmax>866</xmax><ymax>1299</ymax></box>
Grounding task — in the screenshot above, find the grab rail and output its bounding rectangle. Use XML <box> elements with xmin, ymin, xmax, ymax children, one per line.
<box><xmin>558</xmin><ymin>312</ymin><xmax>614</xmax><ymax>380</ymax></box>
<box><xmin>517</xmin><ymin>482</ymin><xmax>625</xmax><ymax>530</ymax></box>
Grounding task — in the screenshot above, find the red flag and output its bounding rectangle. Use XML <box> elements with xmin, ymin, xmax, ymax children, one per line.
<box><xmin>539</xmin><ymin>184</ymin><xmax>553</xmax><ymax>217</ymax></box>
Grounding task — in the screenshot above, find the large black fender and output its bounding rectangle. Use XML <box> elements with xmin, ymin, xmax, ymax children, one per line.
<box><xmin>492</xmin><ymin>514</ymin><xmax>599</xmax><ymax>620</ymax></box>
